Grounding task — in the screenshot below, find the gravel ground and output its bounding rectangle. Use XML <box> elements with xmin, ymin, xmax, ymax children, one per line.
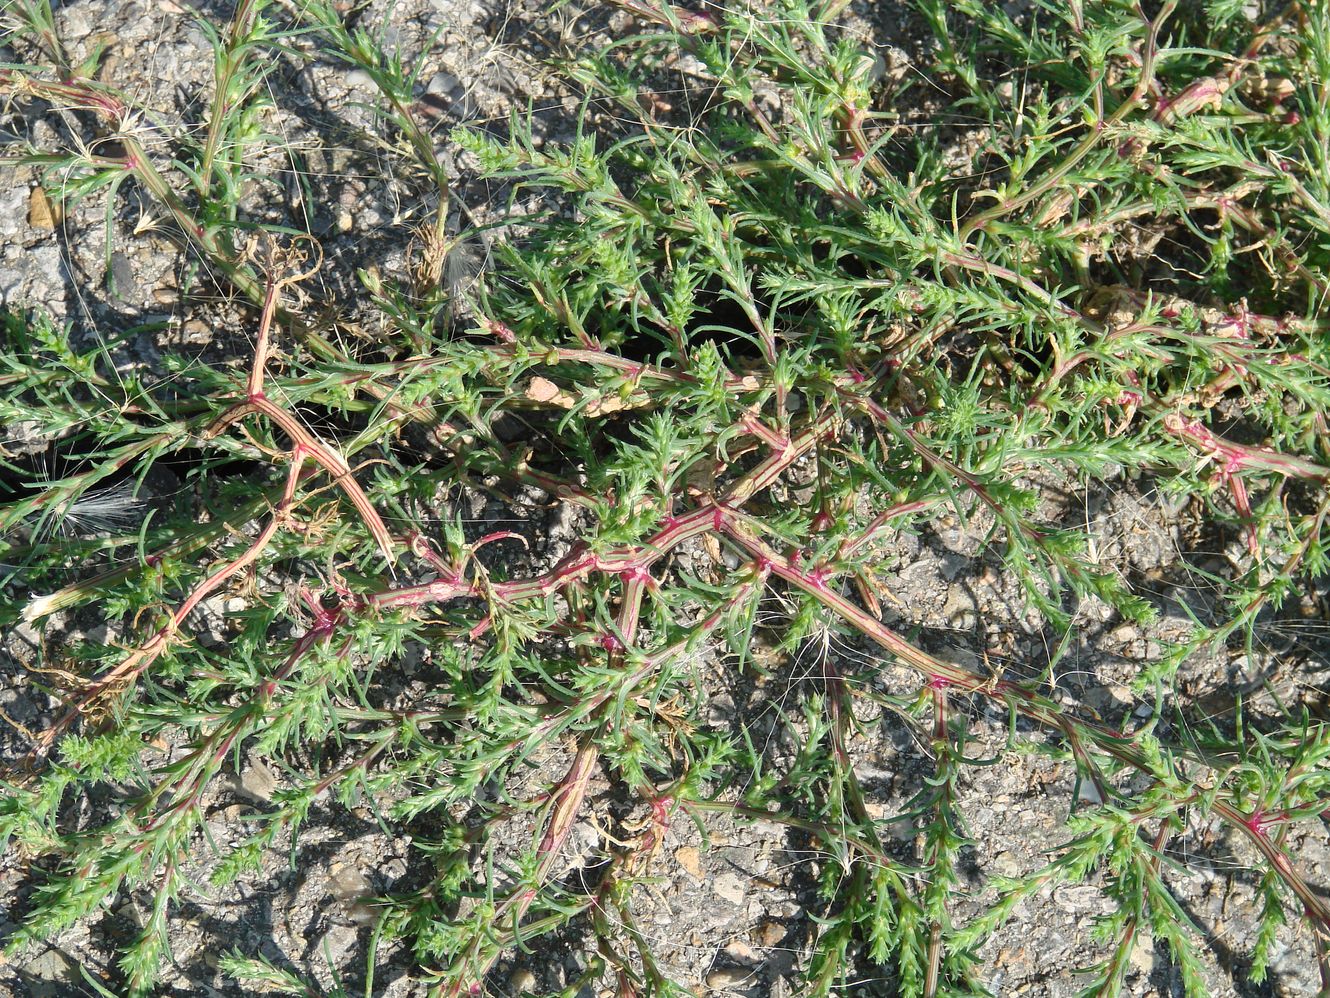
<box><xmin>3</xmin><ymin>1</ymin><xmax>1330</xmax><ymax>996</ymax></box>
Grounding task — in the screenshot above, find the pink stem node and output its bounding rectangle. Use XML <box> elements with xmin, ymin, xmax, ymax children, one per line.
<box><xmin>1243</xmin><ymin>809</ymin><xmax>1274</xmax><ymax>838</ymax></box>
<box><xmin>805</xmin><ymin>567</ymin><xmax>831</xmax><ymax>590</ymax></box>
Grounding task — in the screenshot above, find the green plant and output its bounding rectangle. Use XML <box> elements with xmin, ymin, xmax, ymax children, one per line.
<box><xmin>3</xmin><ymin>0</ymin><xmax>1330</xmax><ymax>995</ymax></box>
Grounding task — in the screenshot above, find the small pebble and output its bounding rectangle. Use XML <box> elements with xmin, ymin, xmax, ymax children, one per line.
<box><xmin>674</xmin><ymin>845</ymin><xmax>703</xmax><ymax>879</ymax></box>
<box><xmin>62</xmin><ymin>9</ymin><xmax>92</xmax><ymax>39</ymax></box>
<box><xmin>948</xmin><ymin>608</ymin><xmax>977</xmax><ymax>631</ymax></box>
<box><xmin>1128</xmin><ymin>938</ymin><xmax>1157</xmax><ymax>976</ymax></box>
<box><xmin>724</xmin><ymin>939</ymin><xmax>758</xmax><ymax>963</ymax></box>
<box><xmin>706</xmin><ymin>966</ymin><xmax>756</xmax><ymax>990</ymax></box>
<box><xmin>756</xmin><ymin>920</ymin><xmax>784</xmax><ymax>948</ymax></box>
<box><xmin>713</xmin><ymin>871</ymin><xmax>746</xmax><ymax>906</ymax></box>
<box><xmin>237</xmin><ymin>759</ymin><xmax>277</xmax><ymax>803</ymax></box>
<box><xmin>329</xmin><ymin>864</ymin><xmax>373</xmax><ymax>905</ymax></box>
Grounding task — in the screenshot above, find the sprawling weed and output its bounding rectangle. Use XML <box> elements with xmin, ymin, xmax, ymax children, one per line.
<box><xmin>3</xmin><ymin>0</ymin><xmax>1330</xmax><ymax>995</ymax></box>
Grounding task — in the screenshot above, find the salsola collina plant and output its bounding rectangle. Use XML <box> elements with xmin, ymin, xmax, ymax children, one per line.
<box><xmin>2</xmin><ymin>0</ymin><xmax>1330</xmax><ymax>995</ymax></box>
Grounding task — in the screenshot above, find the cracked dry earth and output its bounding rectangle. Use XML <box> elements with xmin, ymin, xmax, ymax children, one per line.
<box><xmin>2</xmin><ymin>0</ymin><xmax>1330</xmax><ymax>996</ymax></box>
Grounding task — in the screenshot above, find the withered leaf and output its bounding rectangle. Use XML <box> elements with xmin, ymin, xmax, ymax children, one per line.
<box><xmin>28</xmin><ymin>186</ymin><xmax>63</xmax><ymax>229</ymax></box>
